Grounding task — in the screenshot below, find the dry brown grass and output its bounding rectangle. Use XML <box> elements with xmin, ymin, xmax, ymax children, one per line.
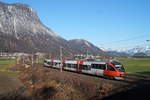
<box><xmin>0</xmin><ymin>86</ymin><xmax>33</xmax><ymax>100</ymax></box>
<box><xmin>14</xmin><ymin>65</ymin><xmax>113</xmax><ymax>100</ymax></box>
<box><xmin>9</xmin><ymin>63</ymin><xmax>150</xmax><ymax>100</ymax></box>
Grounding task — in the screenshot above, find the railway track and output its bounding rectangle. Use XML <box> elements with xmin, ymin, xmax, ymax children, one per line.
<box><xmin>35</xmin><ymin>63</ymin><xmax>149</xmax><ymax>83</ymax></box>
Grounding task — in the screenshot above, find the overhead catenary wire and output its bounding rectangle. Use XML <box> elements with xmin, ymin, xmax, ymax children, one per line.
<box><xmin>100</xmin><ymin>34</ymin><xmax>150</xmax><ymax>45</ymax></box>
<box><xmin>59</xmin><ymin>46</ymin><xmax>74</xmax><ymax>57</ymax></box>
<box><xmin>98</xmin><ymin>33</ymin><xmax>150</xmax><ymax>50</ymax></box>
<box><xmin>100</xmin><ymin>40</ymin><xmax>148</xmax><ymax>50</ymax></box>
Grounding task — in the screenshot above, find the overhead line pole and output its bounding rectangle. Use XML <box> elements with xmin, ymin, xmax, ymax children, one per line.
<box><xmin>60</xmin><ymin>46</ymin><xmax>63</xmax><ymax>72</ymax></box>
<box><xmin>86</xmin><ymin>49</ymin><xmax>88</xmax><ymax>59</ymax></box>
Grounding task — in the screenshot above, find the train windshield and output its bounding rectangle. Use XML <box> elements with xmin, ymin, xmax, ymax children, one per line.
<box><xmin>112</xmin><ymin>61</ymin><xmax>125</xmax><ymax>72</ymax></box>
<box><xmin>115</xmin><ymin>66</ymin><xmax>125</xmax><ymax>72</ymax></box>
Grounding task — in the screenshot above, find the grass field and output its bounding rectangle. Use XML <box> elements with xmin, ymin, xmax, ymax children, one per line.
<box><xmin>0</xmin><ymin>59</ymin><xmax>16</xmax><ymax>65</ymax></box>
<box><xmin>0</xmin><ymin>59</ymin><xmax>16</xmax><ymax>70</ymax></box>
<box><xmin>117</xmin><ymin>57</ymin><xmax>150</xmax><ymax>76</ymax></box>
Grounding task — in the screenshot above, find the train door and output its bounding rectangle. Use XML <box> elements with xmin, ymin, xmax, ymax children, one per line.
<box><xmin>91</xmin><ymin>66</ymin><xmax>97</xmax><ymax>75</ymax></box>
<box><xmin>91</xmin><ymin>64</ymin><xmax>104</xmax><ymax>76</ymax></box>
<box><xmin>104</xmin><ymin>64</ymin><xmax>117</xmax><ymax>77</ymax></box>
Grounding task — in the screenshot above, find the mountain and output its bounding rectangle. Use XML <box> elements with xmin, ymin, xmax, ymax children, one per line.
<box><xmin>0</xmin><ymin>2</ymin><xmax>107</xmax><ymax>58</ymax></box>
<box><xmin>68</xmin><ymin>39</ymin><xmax>107</xmax><ymax>56</ymax></box>
<box><xmin>0</xmin><ymin>2</ymin><xmax>69</xmax><ymax>54</ymax></box>
<box><xmin>133</xmin><ymin>52</ymin><xmax>147</xmax><ymax>57</ymax></box>
<box><xmin>103</xmin><ymin>45</ymin><xmax>150</xmax><ymax>57</ymax></box>
<box><xmin>106</xmin><ymin>51</ymin><xmax>130</xmax><ymax>57</ymax></box>
<box><xmin>127</xmin><ymin>46</ymin><xmax>150</xmax><ymax>56</ymax></box>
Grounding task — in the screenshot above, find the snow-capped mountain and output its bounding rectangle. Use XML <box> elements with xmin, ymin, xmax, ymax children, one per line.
<box><xmin>102</xmin><ymin>45</ymin><xmax>150</xmax><ymax>57</ymax></box>
<box><xmin>0</xmin><ymin>2</ymin><xmax>69</xmax><ymax>55</ymax></box>
<box><xmin>0</xmin><ymin>2</ymin><xmax>108</xmax><ymax>57</ymax></box>
<box><xmin>127</xmin><ymin>45</ymin><xmax>150</xmax><ymax>56</ymax></box>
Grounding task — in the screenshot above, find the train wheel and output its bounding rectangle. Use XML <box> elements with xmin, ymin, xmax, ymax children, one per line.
<box><xmin>104</xmin><ymin>75</ymin><xmax>114</xmax><ymax>80</ymax></box>
<box><xmin>109</xmin><ymin>76</ymin><xmax>114</xmax><ymax>80</ymax></box>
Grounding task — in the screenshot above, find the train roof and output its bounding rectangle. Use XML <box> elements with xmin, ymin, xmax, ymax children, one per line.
<box><xmin>65</xmin><ymin>60</ymin><xmax>77</xmax><ymax>64</ymax></box>
<box><xmin>44</xmin><ymin>59</ymin><xmax>120</xmax><ymax>65</ymax></box>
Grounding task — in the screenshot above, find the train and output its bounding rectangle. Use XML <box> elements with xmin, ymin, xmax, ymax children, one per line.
<box><xmin>43</xmin><ymin>59</ymin><xmax>127</xmax><ymax>80</ymax></box>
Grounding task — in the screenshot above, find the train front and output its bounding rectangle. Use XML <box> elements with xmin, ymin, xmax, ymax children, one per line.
<box><xmin>112</xmin><ymin>61</ymin><xmax>127</xmax><ymax>79</ymax></box>
<box><xmin>104</xmin><ymin>60</ymin><xmax>127</xmax><ymax>80</ymax></box>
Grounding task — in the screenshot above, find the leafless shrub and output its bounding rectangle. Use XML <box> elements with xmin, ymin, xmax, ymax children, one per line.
<box><xmin>18</xmin><ymin>67</ymin><xmax>113</xmax><ymax>100</ymax></box>
<box><xmin>0</xmin><ymin>87</ymin><xmax>33</xmax><ymax>100</ymax></box>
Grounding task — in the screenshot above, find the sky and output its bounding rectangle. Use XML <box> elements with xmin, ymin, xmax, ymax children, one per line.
<box><xmin>1</xmin><ymin>0</ymin><xmax>150</xmax><ymax>50</ymax></box>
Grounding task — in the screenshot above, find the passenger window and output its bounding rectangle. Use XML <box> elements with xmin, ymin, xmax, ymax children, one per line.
<box><xmin>68</xmin><ymin>64</ymin><xmax>71</xmax><ymax>68</ymax></box>
<box><xmin>101</xmin><ymin>64</ymin><xmax>106</xmax><ymax>70</ymax></box>
<box><xmin>73</xmin><ymin>64</ymin><xmax>77</xmax><ymax>68</ymax></box>
<box><xmin>79</xmin><ymin>65</ymin><xmax>84</xmax><ymax>69</ymax></box>
<box><xmin>87</xmin><ymin>65</ymin><xmax>91</xmax><ymax>70</ymax></box>
<box><xmin>92</xmin><ymin>64</ymin><xmax>106</xmax><ymax>70</ymax></box>
<box><xmin>107</xmin><ymin>65</ymin><xmax>115</xmax><ymax>71</ymax></box>
<box><xmin>70</xmin><ymin>64</ymin><xmax>76</xmax><ymax>68</ymax></box>
<box><xmin>63</xmin><ymin>63</ymin><xmax>66</xmax><ymax>67</ymax></box>
<box><xmin>84</xmin><ymin>65</ymin><xmax>89</xmax><ymax>70</ymax></box>
<box><xmin>79</xmin><ymin>65</ymin><xmax>89</xmax><ymax>70</ymax></box>
<box><xmin>48</xmin><ymin>62</ymin><xmax>52</xmax><ymax>65</ymax></box>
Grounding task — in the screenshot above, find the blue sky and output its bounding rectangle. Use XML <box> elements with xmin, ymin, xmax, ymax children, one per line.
<box><xmin>2</xmin><ymin>0</ymin><xmax>150</xmax><ymax>50</ymax></box>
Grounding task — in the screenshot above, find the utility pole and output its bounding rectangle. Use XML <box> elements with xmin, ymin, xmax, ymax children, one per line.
<box><xmin>60</xmin><ymin>46</ymin><xmax>63</xmax><ymax>72</ymax></box>
<box><xmin>22</xmin><ymin>53</ymin><xmax>24</xmax><ymax>65</ymax></box>
<box><xmin>86</xmin><ymin>49</ymin><xmax>88</xmax><ymax>59</ymax></box>
<box><xmin>31</xmin><ymin>52</ymin><xmax>34</xmax><ymax>67</ymax></box>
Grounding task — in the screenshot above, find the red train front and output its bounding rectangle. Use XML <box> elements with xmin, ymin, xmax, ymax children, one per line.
<box><xmin>103</xmin><ymin>61</ymin><xmax>127</xmax><ymax>79</ymax></box>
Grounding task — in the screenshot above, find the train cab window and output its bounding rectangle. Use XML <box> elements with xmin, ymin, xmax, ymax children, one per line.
<box><xmin>116</xmin><ymin>66</ymin><xmax>125</xmax><ymax>72</ymax></box>
<box><xmin>44</xmin><ymin>60</ymin><xmax>47</xmax><ymax>63</ymax></box>
<box><xmin>55</xmin><ymin>63</ymin><xmax>57</xmax><ymax>66</ymax></box>
<box><xmin>107</xmin><ymin>65</ymin><xmax>115</xmax><ymax>71</ymax></box>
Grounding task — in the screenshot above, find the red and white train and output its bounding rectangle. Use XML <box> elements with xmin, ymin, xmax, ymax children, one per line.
<box><xmin>44</xmin><ymin>59</ymin><xmax>127</xmax><ymax>80</ymax></box>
